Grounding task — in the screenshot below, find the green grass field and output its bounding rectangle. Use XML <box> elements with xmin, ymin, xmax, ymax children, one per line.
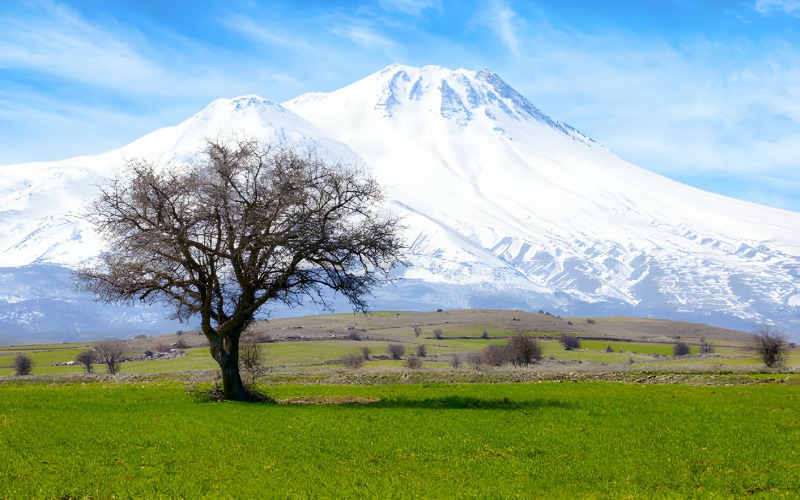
<box><xmin>0</xmin><ymin>380</ymin><xmax>797</xmax><ymax>497</ymax></box>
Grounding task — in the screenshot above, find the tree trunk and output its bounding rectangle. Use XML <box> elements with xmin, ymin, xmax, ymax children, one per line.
<box><xmin>208</xmin><ymin>331</ymin><xmax>248</xmax><ymax>401</ymax></box>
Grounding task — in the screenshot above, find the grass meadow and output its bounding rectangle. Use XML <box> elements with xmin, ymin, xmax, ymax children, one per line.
<box><xmin>1</xmin><ymin>311</ymin><xmax>798</xmax><ymax>497</ymax></box>
<box><xmin>1</xmin><ymin>380</ymin><xmax>798</xmax><ymax>498</ymax></box>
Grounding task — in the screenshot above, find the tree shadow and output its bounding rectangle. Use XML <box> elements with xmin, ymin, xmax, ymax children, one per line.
<box><xmin>364</xmin><ymin>395</ymin><xmax>572</xmax><ymax>411</ymax></box>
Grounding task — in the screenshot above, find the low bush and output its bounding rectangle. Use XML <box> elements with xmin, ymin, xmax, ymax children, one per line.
<box><xmin>673</xmin><ymin>342</ymin><xmax>690</xmax><ymax>357</ymax></box>
<box><xmin>360</xmin><ymin>347</ymin><xmax>371</xmax><ymax>360</ymax></box>
<box><xmin>416</xmin><ymin>344</ymin><xmax>427</xmax><ymax>357</ymax></box>
<box><xmin>559</xmin><ymin>334</ymin><xmax>580</xmax><ymax>350</ymax></box>
<box><xmin>387</xmin><ymin>344</ymin><xmax>405</xmax><ymax>360</ymax></box>
<box><xmin>13</xmin><ymin>353</ymin><xmax>33</xmax><ymax>376</ymax></box>
<box><xmin>341</xmin><ymin>353</ymin><xmax>365</xmax><ymax>369</ymax></box>
<box><xmin>451</xmin><ymin>354</ymin><xmax>462</xmax><ymax>368</ymax></box>
<box><xmin>405</xmin><ymin>356</ymin><xmax>423</xmax><ymax>369</ymax></box>
<box><xmin>413</xmin><ymin>326</ymin><xmax>422</xmax><ymax>338</ymax></box>
<box><xmin>433</xmin><ymin>328</ymin><xmax>443</xmax><ymax>339</ymax></box>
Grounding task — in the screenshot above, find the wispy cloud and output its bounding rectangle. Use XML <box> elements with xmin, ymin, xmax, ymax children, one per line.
<box><xmin>754</xmin><ymin>0</ymin><xmax>800</xmax><ymax>16</ymax></box>
<box><xmin>331</xmin><ymin>22</ymin><xmax>400</xmax><ymax>55</ymax></box>
<box><xmin>378</xmin><ymin>0</ymin><xmax>442</xmax><ymax>17</ymax></box>
<box><xmin>0</xmin><ymin>2</ymin><xmax>162</xmax><ymax>92</ymax></box>
<box><xmin>218</xmin><ymin>13</ymin><xmax>317</xmax><ymax>53</ymax></box>
<box><xmin>480</xmin><ymin>0</ymin><xmax>522</xmax><ymax>57</ymax></box>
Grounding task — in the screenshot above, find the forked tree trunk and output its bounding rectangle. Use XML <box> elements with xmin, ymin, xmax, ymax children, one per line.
<box><xmin>208</xmin><ymin>331</ymin><xmax>248</xmax><ymax>401</ymax></box>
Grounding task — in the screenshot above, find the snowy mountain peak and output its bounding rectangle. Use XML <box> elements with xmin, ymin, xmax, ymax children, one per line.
<box><xmin>288</xmin><ymin>64</ymin><xmax>595</xmax><ymax>146</ymax></box>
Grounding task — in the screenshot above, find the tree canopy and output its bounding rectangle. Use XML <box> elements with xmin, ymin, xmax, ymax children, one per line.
<box><xmin>78</xmin><ymin>138</ymin><xmax>405</xmax><ymax>399</ymax></box>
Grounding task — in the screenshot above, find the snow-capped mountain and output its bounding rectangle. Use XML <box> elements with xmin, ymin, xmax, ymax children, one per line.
<box><xmin>0</xmin><ymin>64</ymin><xmax>798</xmax><ymax>342</ymax></box>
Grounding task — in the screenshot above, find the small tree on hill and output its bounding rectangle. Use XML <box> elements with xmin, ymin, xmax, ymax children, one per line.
<box><xmin>94</xmin><ymin>340</ymin><xmax>126</xmax><ymax>374</ymax></box>
<box><xmin>75</xmin><ymin>350</ymin><xmax>97</xmax><ymax>373</ymax></box>
<box><xmin>433</xmin><ymin>328</ymin><xmax>443</xmax><ymax>339</ymax></box>
<box><xmin>755</xmin><ymin>327</ymin><xmax>789</xmax><ymax>368</ymax></box>
<box><xmin>12</xmin><ymin>353</ymin><xmax>33</xmax><ymax>376</ymax></box>
<box><xmin>413</xmin><ymin>325</ymin><xmax>422</xmax><ymax>338</ymax></box>
<box><xmin>77</xmin><ymin>137</ymin><xmax>405</xmax><ymax>401</ymax></box>
<box><xmin>416</xmin><ymin>344</ymin><xmax>427</xmax><ymax>357</ymax></box>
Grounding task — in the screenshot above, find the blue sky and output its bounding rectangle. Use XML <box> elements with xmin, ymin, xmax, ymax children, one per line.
<box><xmin>1</xmin><ymin>0</ymin><xmax>799</xmax><ymax>212</ymax></box>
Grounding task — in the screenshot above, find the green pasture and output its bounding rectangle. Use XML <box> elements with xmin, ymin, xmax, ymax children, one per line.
<box><xmin>0</xmin><ymin>380</ymin><xmax>797</xmax><ymax>497</ymax></box>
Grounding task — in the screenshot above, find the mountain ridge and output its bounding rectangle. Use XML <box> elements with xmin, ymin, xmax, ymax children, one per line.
<box><xmin>0</xmin><ymin>64</ymin><xmax>797</xmax><ymax>340</ymax></box>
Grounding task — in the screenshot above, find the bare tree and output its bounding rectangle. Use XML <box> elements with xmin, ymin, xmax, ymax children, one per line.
<box><xmin>413</xmin><ymin>325</ymin><xmax>422</xmax><ymax>338</ymax></box>
<box><xmin>94</xmin><ymin>340</ymin><xmax>126</xmax><ymax>374</ymax></box>
<box><xmin>506</xmin><ymin>334</ymin><xmax>542</xmax><ymax>366</ymax></box>
<box><xmin>75</xmin><ymin>350</ymin><xmax>97</xmax><ymax>373</ymax></box>
<box><xmin>433</xmin><ymin>328</ymin><xmax>443</xmax><ymax>339</ymax></box>
<box><xmin>77</xmin><ymin>138</ymin><xmax>405</xmax><ymax>400</ymax></box>
<box><xmin>755</xmin><ymin>327</ymin><xmax>789</xmax><ymax>368</ymax></box>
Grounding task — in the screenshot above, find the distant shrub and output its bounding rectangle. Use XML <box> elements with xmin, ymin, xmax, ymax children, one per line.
<box><xmin>628</xmin><ymin>357</ymin><xmax>635</xmax><ymax>365</ymax></box>
<box><xmin>360</xmin><ymin>347</ymin><xmax>371</xmax><ymax>360</ymax></box>
<box><xmin>605</xmin><ymin>345</ymin><xmax>614</xmax><ymax>353</ymax></box>
<box><xmin>567</xmin><ymin>320</ymin><xmax>573</xmax><ymax>326</ymax></box>
<box><xmin>416</xmin><ymin>344</ymin><xmax>427</xmax><ymax>357</ymax></box>
<box><xmin>755</xmin><ymin>327</ymin><xmax>789</xmax><ymax>368</ymax></box>
<box><xmin>699</xmin><ymin>341</ymin><xmax>713</xmax><ymax>354</ymax></box>
<box><xmin>13</xmin><ymin>353</ymin><xmax>33</xmax><ymax>376</ymax></box>
<box><xmin>451</xmin><ymin>354</ymin><xmax>462</xmax><ymax>369</ymax></box>
<box><xmin>481</xmin><ymin>329</ymin><xmax>489</xmax><ymax>339</ymax></box>
<box><xmin>176</xmin><ymin>330</ymin><xmax>185</xmax><ymax>336</ymax></box>
<box><xmin>341</xmin><ymin>353</ymin><xmax>365</xmax><ymax>369</ymax></box>
<box><xmin>470</xmin><ymin>334</ymin><xmax>542</xmax><ymax>367</ymax></box>
<box><xmin>559</xmin><ymin>334</ymin><xmax>580</xmax><ymax>350</ymax></box>
<box><xmin>405</xmin><ymin>356</ymin><xmax>423</xmax><ymax>369</ymax></box>
<box><xmin>75</xmin><ymin>350</ymin><xmax>97</xmax><ymax>373</ymax></box>
<box><xmin>673</xmin><ymin>342</ymin><xmax>691</xmax><ymax>357</ymax></box>
<box><xmin>94</xmin><ymin>340</ymin><xmax>126</xmax><ymax>375</ymax></box>
<box><xmin>387</xmin><ymin>344</ymin><xmax>405</xmax><ymax>360</ymax></box>
<box><xmin>156</xmin><ymin>343</ymin><xmax>171</xmax><ymax>353</ymax></box>
<box><xmin>413</xmin><ymin>326</ymin><xmax>422</xmax><ymax>338</ymax></box>
<box><xmin>433</xmin><ymin>328</ymin><xmax>443</xmax><ymax>339</ymax></box>
<box><xmin>174</xmin><ymin>339</ymin><xmax>189</xmax><ymax>350</ymax></box>
<box><xmin>506</xmin><ymin>334</ymin><xmax>542</xmax><ymax>366</ymax></box>
<box><xmin>586</xmin><ymin>318</ymin><xmax>596</xmax><ymax>324</ymax></box>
